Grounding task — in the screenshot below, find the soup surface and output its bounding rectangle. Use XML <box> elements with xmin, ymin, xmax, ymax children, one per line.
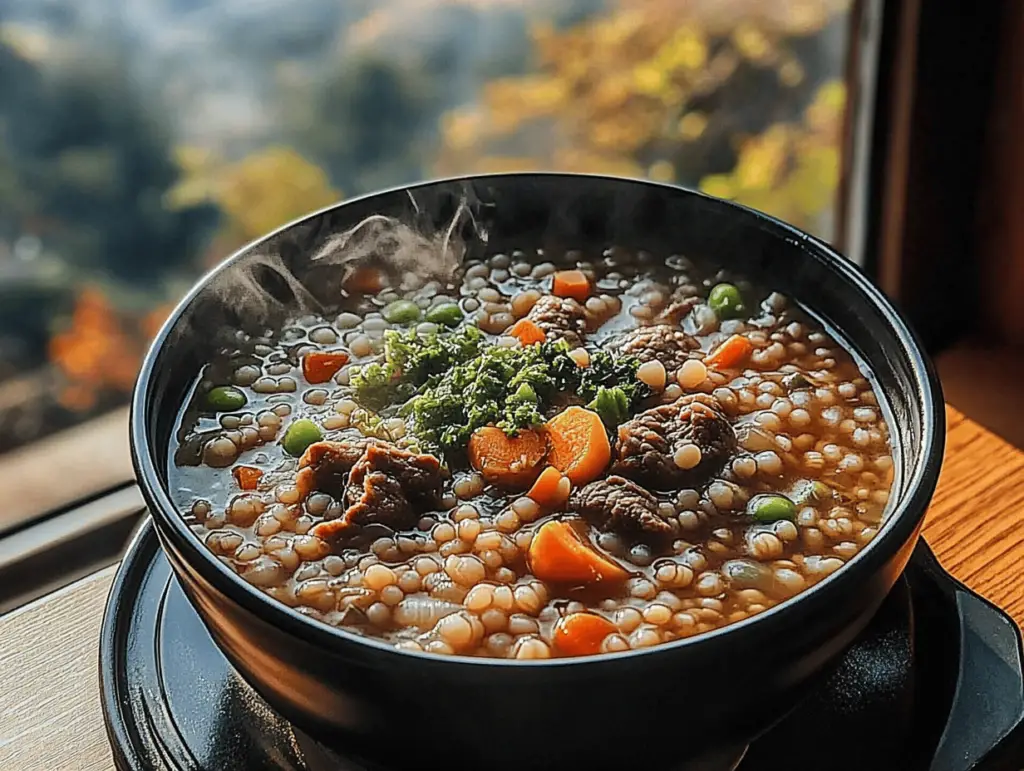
<box><xmin>171</xmin><ymin>248</ymin><xmax>894</xmax><ymax>659</ymax></box>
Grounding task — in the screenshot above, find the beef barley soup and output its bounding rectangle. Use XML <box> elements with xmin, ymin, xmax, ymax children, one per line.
<box><xmin>171</xmin><ymin>248</ymin><xmax>894</xmax><ymax>659</ymax></box>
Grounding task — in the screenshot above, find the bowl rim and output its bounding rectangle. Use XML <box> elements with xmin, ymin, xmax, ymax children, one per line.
<box><xmin>131</xmin><ymin>171</ymin><xmax>945</xmax><ymax>667</ymax></box>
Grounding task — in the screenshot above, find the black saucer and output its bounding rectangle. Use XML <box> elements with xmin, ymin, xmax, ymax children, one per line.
<box><xmin>100</xmin><ymin>520</ymin><xmax>1024</xmax><ymax>771</ymax></box>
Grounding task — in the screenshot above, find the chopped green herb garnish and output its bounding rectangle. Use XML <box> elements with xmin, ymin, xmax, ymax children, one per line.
<box><xmin>348</xmin><ymin>325</ymin><xmax>650</xmax><ymax>454</ymax></box>
<box><xmin>349</xmin><ymin>325</ymin><xmax>485</xmax><ymax>410</ymax></box>
<box><xmin>412</xmin><ymin>344</ymin><xmax>648</xmax><ymax>454</ymax></box>
<box><xmin>589</xmin><ymin>386</ymin><xmax>631</xmax><ymax>427</ymax></box>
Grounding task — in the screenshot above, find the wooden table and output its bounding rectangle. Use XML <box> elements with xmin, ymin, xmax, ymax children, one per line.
<box><xmin>1</xmin><ymin>406</ymin><xmax>1023</xmax><ymax>771</ymax></box>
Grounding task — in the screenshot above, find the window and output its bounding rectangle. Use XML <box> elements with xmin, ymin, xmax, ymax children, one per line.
<box><xmin>0</xmin><ymin>0</ymin><xmax>858</xmax><ymax>532</ymax></box>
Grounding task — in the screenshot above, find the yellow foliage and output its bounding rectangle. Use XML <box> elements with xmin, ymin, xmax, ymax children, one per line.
<box><xmin>435</xmin><ymin>0</ymin><xmax>850</xmax><ymax>237</ymax></box>
<box><xmin>167</xmin><ymin>145</ymin><xmax>341</xmax><ymax>247</ymax></box>
<box><xmin>732</xmin><ymin>24</ymin><xmax>772</xmax><ymax>63</ymax></box>
<box><xmin>735</xmin><ymin>125</ymin><xmax>790</xmax><ymax>191</ymax></box>
<box><xmin>699</xmin><ymin>80</ymin><xmax>844</xmax><ymax>227</ymax></box>
<box><xmin>678</xmin><ymin>111</ymin><xmax>708</xmax><ymax>140</ymax></box>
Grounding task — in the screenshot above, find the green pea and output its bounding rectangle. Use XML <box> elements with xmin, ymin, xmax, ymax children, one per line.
<box><xmin>205</xmin><ymin>386</ymin><xmax>247</xmax><ymax>412</ymax></box>
<box><xmin>748</xmin><ymin>493</ymin><xmax>797</xmax><ymax>523</ymax></box>
<box><xmin>383</xmin><ymin>300</ymin><xmax>422</xmax><ymax>325</ymax></box>
<box><xmin>282</xmin><ymin>418</ymin><xmax>323</xmax><ymax>457</ymax></box>
<box><xmin>708</xmin><ymin>283</ymin><xmax>745</xmax><ymax>319</ymax></box>
<box><xmin>424</xmin><ymin>302</ymin><xmax>464</xmax><ymax>327</ymax></box>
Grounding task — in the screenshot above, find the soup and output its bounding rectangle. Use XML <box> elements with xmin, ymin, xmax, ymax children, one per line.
<box><xmin>170</xmin><ymin>248</ymin><xmax>894</xmax><ymax>659</ymax></box>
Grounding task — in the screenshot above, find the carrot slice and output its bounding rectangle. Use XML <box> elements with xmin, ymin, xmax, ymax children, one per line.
<box><xmin>302</xmin><ymin>350</ymin><xmax>350</xmax><ymax>384</ymax></box>
<box><xmin>526</xmin><ymin>466</ymin><xmax>572</xmax><ymax>509</ymax></box>
<box><xmin>344</xmin><ymin>266</ymin><xmax>385</xmax><ymax>295</ymax></box>
<box><xmin>233</xmin><ymin>465</ymin><xmax>263</xmax><ymax>491</ymax></box>
<box><xmin>467</xmin><ymin>426</ymin><xmax>548</xmax><ymax>487</ymax></box>
<box><xmin>528</xmin><ymin>520</ymin><xmax>629</xmax><ymax>584</ymax></box>
<box><xmin>545</xmin><ymin>406</ymin><xmax>611</xmax><ymax>485</ymax></box>
<box><xmin>508</xmin><ymin>318</ymin><xmax>547</xmax><ymax>346</ymax></box>
<box><xmin>704</xmin><ymin>334</ymin><xmax>754</xmax><ymax>370</ymax></box>
<box><xmin>554</xmin><ymin>612</ymin><xmax>618</xmax><ymax>656</ymax></box>
<box><xmin>552</xmin><ymin>270</ymin><xmax>590</xmax><ymax>302</ymax></box>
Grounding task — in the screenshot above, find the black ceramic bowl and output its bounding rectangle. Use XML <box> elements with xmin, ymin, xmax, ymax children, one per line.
<box><xmin>131</xmin><ymin>173</ymin><xmax>944</xmax><ymax>771</ymax></box>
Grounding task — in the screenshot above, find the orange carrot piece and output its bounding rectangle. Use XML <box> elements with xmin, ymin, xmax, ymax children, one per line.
<box><xmin>704</xmin><ymin>334</ymin><xmax>754</xmax><ymax>370</ymax></box>
<box><xmin>553</xmin><ymin>612</ymin><xmax>618</xmax><ymax>657</ymax></box>
<box><xmin>233</xmin><ymin>465</ymin><xmax>263</xmax><ymax>491</ymax></box>
<box><xmin>526</xmin><ymin>466</ymin><xmax>572</xmax><ymax>509</ymax></box>
<box><xmin>467</xmin><ymin>426</ymin><xmax>548</xmax><ymax>487</ymax></box>
<box><xmin>545</xmin><ymin>406</ymin><xmax>611</xmax><ymax>485</ymax></box>
<box><xmin>528</xmin><ymin>520</ymin><xmax>629</xmax><ymax>584</ymax></box>
<box><xmin>344</xmin><ymin>266</ymin><xmax>385</xmax><ymax>295</ymax></box>
<box><xmin>508</xmin><ymin>318</ymin><xmax>547</xmax><ymax>346</ymax></box>
<box><xmin>302</xmin><ymin>350</ymin><xmax>350</xmax><ymax>384</ymax></box>
<box><xmin>552</xmin><ymin>270</ymin><xmax>590</xmax><ymax>302</ymax></box>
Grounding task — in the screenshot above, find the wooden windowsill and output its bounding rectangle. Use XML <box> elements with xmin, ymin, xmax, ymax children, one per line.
<box><xmin>936</xmin><ymin>342</ymin><xmax>1024</xmax><ymax>452</ymax></box>
<box><xmin>0</xmin><ymin>407</ymin><xmax>133</xmax><ymax>536</ymax></box>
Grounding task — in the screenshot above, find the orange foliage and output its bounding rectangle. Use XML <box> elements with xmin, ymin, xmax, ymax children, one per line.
<box><xmin>48</xmin><ymin>288</ymin><xmax>156</xmax><ymax>411</ymax></box>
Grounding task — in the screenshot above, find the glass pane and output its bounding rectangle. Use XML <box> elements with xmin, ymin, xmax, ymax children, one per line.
<box><xmin>0</xmin><ymin>0</ymin><xmax>852</xmax><ymax>464</ymax></box>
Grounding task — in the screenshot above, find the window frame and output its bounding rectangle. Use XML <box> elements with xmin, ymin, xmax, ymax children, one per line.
<box><xmin>855</xmin><ymin>0</ymin><xmax>1007</xmax><ymax>353</ymax></box>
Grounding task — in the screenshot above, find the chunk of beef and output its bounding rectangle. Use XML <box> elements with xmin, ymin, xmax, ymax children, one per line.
<box><xmin>612</xmin><ymin>394</ymin><xmax>735</xmax><ymax>490</ymax></box>
<box><xmin>295</xmin><ymin>438</ymin><xmax>376</xmax><ymax>500</ymax></box>
<box><xmin>343</xmin><ymin>443</ymin><xmax>444</xmax><ymax>511</ymax></box>
<box><xmin>614</xmin><ymin>324</ymin><xmax>700</xmax><ymax>373</ymax></box>
<box><xmin>310</xmin><ymin>443</ymin><xmax>445</xmax><ymax>541</ymax></box>
<box><xmin>526</xmin><ymin>295</ymin><xmax>587</xmax><ymax>348</ymax></box>
<box><xmin>570</xmin><ymin>476</ymin><xmax>673</xmax><ymax>537</ymax></box>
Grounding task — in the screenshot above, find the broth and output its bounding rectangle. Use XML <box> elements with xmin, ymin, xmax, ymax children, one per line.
<box><xmin>169</xmin><ymin>247</ymin><xmax>894</xmax><ymax>659</ymax></box>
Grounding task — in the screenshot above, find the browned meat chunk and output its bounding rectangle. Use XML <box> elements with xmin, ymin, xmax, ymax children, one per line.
<box><xmin>526</xmin><ymin>295</ymin><xmax>587</xmax><ymax>348</ymax></box>
<box><xmin>311</xmin><ymin>443</ymin><xmax>444</xmax><ymax>541</ymax></box>
<box><xmin>614</xmin><ymin>324</ymin><xmax>700</xmax><ymax>373</ymax></box>
<box><xmin>344</xmin><ymin>443</ymin><xmax>445</xmax><ymax>511</ymax></box>
<box><xmin>295</xmin><ymin>439</ymin><xmax>375</xmax><ymax>499</ymax></box>
<box><xmin>612</xmin><ymin>394</ymin><xmax>735</xmax><ymax>490</ymax></box>
<box><xmin>570</xmin><ymin>476</ymin><xmax>672</xmax><ymax>537</ymax></box>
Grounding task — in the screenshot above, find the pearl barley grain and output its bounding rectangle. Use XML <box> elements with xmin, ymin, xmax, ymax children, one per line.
<box><xmin>674</xmin><ymin>444</ymin><xmax>702</xmax><ymax>470</ymax></box>
<box><xmin>637</xmin><ymin>360</ymin><xmax>667</xmax><ymax>390</ymax></box>
<box><xmin>677</xmin><ymin>359</ymin><xmax>707</xmax><ymax>389</ymax></box>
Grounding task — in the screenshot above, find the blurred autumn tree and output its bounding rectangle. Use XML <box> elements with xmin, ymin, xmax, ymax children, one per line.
<box><xmin>436</xmin><ymin>0</ymin><xmax>850</xmax><ymax>237</ymax></box>
<box><xmin>47</xmin><ymin>287</ymin><xmax>146</xmax><ymax>411</ymax></box>
<box><xmin>166</xmin><ymin>144</ymin><xmax>341</xmax><ymax>265</ymax></box>
<box><xmin>286</xmin><ymin>55</ymin><xmax>438</xmax><ymax>195</ymax></box>
<box><xmin>0</xmin><ymin>36</ymin><xmax>215</xmax><ymax>283</ymax></box>
<box><xmin>0</xmin><ymin>28</ymin><xmax>216</xmax><ymax>443</ymax></box>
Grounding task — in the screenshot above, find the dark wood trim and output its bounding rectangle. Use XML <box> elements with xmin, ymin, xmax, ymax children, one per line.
<box><xmin>835</xmin><ymin>0</ymin><xmax>884</xmax><ymax>261</ymax></box>
<box><xmin>862</xmin><ymin>0</ymin><xmax>1005</xmax><ymax>353</ymax></box>
<box><xmin>875</xmin><ymin>0</ymin><xmax>919</xmax><ymax>301</ymax></box>
<box><xmin>833</xmin><ymin>0</ymin><xmax>862</xmax><ymax>253</ymax></box>
<box><xmin>976</xmin><ymin>1</ymin><xmax>1024</xmax><ymax>343</ymax></box>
